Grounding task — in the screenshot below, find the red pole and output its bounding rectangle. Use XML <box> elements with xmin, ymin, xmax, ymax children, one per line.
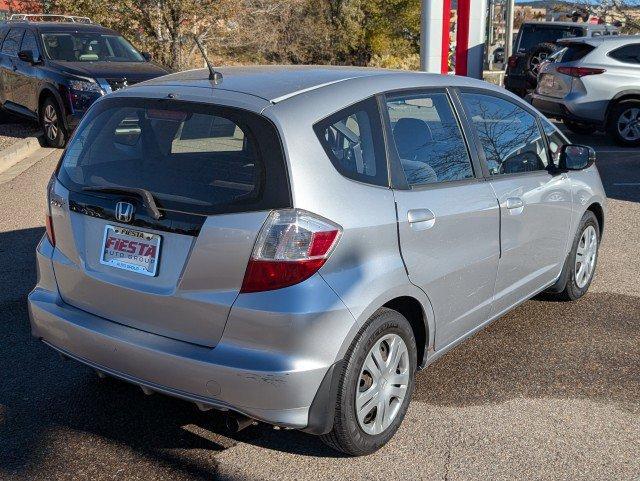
<box><xmin>455</xmin><ymin>0</ymin><xmax>471</xmax><ymax>76</ymax></box>
<box><xmin>441</xmin><ymin>0</ymin><xmax>451</xmax><ymax>74</ymax></box>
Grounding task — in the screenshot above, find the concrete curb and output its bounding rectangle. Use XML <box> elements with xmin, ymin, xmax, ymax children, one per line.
<box><xmin>0</xmin><ymin>134</ymin><xmax>44</xmax><ymax>175</ymax></box>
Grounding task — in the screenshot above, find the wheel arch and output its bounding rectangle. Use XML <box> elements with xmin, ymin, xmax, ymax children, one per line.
<box><xmin>37</xmin><ymin>85</ymin><xmax>68</xmax><ymax>128</ymax></box>
<box><xmin>586</xmin><ymin>201</ymin><xmax>605</xmax><ymax>237</ymax></box>
<box><xmin>605</xmin><ymin>91</ymin><xmax>640</xmax><ymax>124</ymax></box>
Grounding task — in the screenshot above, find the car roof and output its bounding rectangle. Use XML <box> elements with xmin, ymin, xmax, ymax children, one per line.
<box><xmin>521</xmin><ymin>21</ymin><xmax>616</xmax><ymax>30</ymax></box>
<box><xmin>558</xmin><ymin>35</ymin><xmax>640</xmax><ymax>46</ymax></box>
<box><xmin>1</xmin><ymin>21</ymin><xmax>117</xmax><ymax>35</ymax></box>
<box><xmin>135</xmin><ymin>65</ymin><xmax>488</xmax><ymax>104</ymax></box>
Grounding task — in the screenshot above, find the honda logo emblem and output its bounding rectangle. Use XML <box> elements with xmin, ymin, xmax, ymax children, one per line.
<box><xmin>115</xmin><ymin>202</ymin><xmax>135</xmax><ymax>223</ymax></box>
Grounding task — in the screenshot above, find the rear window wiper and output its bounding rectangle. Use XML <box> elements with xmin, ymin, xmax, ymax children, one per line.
<box><xmin>82</xmin><ymin>186</ymin><xmax>163</xmax><ymax>220</ymax></box>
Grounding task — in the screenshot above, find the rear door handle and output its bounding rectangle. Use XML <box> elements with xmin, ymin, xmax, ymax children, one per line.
<box><xmin>505</xmin><ymin>197</ymin><xmax>524</xmax><ymax>210</ymax></box>
<box><xmin>407</xmin><ymin>208</ymin><xmax>436</xmax><ymax>230</ymax></box>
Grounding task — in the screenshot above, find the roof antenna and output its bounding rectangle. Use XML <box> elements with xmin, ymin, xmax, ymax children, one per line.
<box><xmin>193</xmin><ymin>36</ymin><xmax>223</xmax><ymax>85</ymax></box>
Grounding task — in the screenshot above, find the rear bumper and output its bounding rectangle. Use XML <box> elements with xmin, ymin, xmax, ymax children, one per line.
<box><xmin>530</xmin><ymin>93</ymin><xmax>606</xmax><ymax>127</ymax></box>
<box><xmin>28</xmin><ymin>238</ymin><xmax>354</xmax><ymax>431</ymax></box>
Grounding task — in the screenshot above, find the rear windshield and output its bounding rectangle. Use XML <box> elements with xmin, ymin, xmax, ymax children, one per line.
<box><xmin>518</xmin><ymin>25</ymin><xmax>586</xmax><ymax>52</ymax></box>
<box><xmin>554</xmin><ymin>43</ymin><xmax>595</xmax><ymax>62</ymax></box>
<box><xmin>58</xmin><ymin>98</ymin><xmax>291</xmax><ymax>215</ymax></box>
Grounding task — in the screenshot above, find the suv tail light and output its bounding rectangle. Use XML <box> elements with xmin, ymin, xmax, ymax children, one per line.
<box><xmin>240</xmin><ymin>209</ymin><xmax>342</xmax><ymax>293</ymax></box>
<box><xmin>557</xmin><ymin>66</ymin><xmax>605</xmax><ymax>77</ymax></box>
<box><xmin>507</xmin><ymin>55</ymin><xmax>519</xmax><ymax>68</ymax></box>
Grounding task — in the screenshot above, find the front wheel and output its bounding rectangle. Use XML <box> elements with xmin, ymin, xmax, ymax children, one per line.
<box><xmin>320</xmin><ymin>308</ymin><xmax>417</xmax><ymax>456</ymax></box>
<box><xmin>550</xmin><ymin>211</ymin><xmax>600</xmax><ymax>301</ymax></box>
<box><xmin>40</xmin><ymin>98</ymin><xmax>67</xmax><ymax>148</ymax></box>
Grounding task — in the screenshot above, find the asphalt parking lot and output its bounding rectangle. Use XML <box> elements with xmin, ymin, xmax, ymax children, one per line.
<box><xmin>0</xmin><ymin>126</ymin><xmax>638</xmax><ymax>480</ymax></box>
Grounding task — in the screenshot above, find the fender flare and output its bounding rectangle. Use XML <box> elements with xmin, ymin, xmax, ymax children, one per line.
<box><xmin>37</xmin><ymin>84</ymin><xmax>69</xmax><ymax>130</ymax></box>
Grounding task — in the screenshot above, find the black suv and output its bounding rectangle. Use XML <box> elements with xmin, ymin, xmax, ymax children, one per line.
<box><xmin>0</xmin><ymin>15</ymin><xmax>168</xmax><ymax>147</ymax></box>
<box><xmin>505</xmin><ymin>21</ymin><xmax>619</xmax><ymax>97</ymax></box>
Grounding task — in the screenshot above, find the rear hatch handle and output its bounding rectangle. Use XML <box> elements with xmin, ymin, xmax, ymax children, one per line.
<box><xmin>82</xmin><ymin>186</ymin><xmax>163</xmax><ymax>220</ymax></box>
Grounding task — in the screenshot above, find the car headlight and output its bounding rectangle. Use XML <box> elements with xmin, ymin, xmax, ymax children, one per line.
<box><xmin>68</xmin><ymin>79</ymin><xmax>103</xmax><ymax>93</ymax></box>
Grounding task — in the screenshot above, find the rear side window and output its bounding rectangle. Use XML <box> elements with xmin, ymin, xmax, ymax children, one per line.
<box><xmin>1</xmin><ymin>28</ymin><xmax>24</xmax><ymax>57</ymax></box>
<box><xmin>609</xmin><ymin>44</ymin><xmax>640</xmax><ymax>64</ymax></box>
<box><xmin>314</xmin><ymin>97</ymin><xmax>388</xmax><ymax>186</ymax></box>
<box><xmin>557</xmin><ymin>43</ymin><xmax>596</xmax><ymax>62</ymax></box>
<box><xmin>385</xmin><ymin>92</ymin><xmax>474</xmax><ymax>186</ymax></box>
<box><xmin>58</xmin><ymin>99</ymin><xmax>291</xmax><ymax>216</ymax></box>
<box><xmin>462</xmin><ymin>93</ymin><xmax>549</xmax><ymax>175</ymax></box>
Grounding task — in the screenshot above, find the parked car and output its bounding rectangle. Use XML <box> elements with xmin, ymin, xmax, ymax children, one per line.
<box><xmin>0</xmin><ymin>15</ymin><xmax>168</xmax><ymax>147</ymax></box>
<box><xmin>28</xmin><ymin>66</ymin><xmax>606</xmax><ymax>456</ymax></box>
<box><xmin>531</xmin><ymin>35</ymin><xmax>640</xmax><ymax>146</ymax></box>
<box><xmin>505</xmin><ymin>21</ymin><xmax>619</xmax><ymax>97</ymax></box>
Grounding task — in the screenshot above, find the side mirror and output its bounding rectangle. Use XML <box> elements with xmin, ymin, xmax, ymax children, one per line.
<box><xmin>18</xmin><ymin>49</ymin><xmax>36</xmax><ymax>64</ymax></box>
<box><xmin>141</xmin><ymin>51</ymin><xmax>152</xmax><ymax>61</ymax></box>
<box><xmin>559</xmin><ymin>144</ymin><xmax>596</xmax><ymax>171</ymax></box>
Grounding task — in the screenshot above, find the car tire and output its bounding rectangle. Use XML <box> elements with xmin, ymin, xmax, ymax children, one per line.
<box><xmin>563</xmin><ymin>119</ymin><xmax>597</xmax><ymax>135</ymax></box>
<box><xmin>320</xmin><ymin>308</ymin><xmax>417</xmax><ymax>456</ymax></box>
<box><xmin>525</xmin><ymin>42</ymin><xmax>557</xmax><ymax>82</ymax></box>
<box><xmin>607</xmin><ymin>100</ymin><xmax>640</xmax><ymax>147</ymax></box>
<box><xmin>40</xmin><ymin>97</ymin><xmax>67</xmax><ymax>148</ymax></box>
<box><xmin>549</xmin><ymin>211</ymin><xmax>600</xmax><ymax>301</ymax></box>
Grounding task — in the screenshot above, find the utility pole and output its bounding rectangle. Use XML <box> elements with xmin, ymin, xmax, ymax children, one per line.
<box><xmin>505</xmin><ymin>0</ymin><xmax>515</xmax><ymax>60</ymax></box>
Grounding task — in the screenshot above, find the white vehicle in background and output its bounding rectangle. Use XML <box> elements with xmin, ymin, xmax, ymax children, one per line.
<box><xmin>531</xmin><ymin>35</ymin><xmax>640</xmax><ymax>146</ymax></box>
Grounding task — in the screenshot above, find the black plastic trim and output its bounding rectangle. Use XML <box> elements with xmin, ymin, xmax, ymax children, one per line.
<box><xmin>302</xmin><ymin>359</ymin><xmax>344</xmax><ymax>435</ymax></box>
<box><xmin>68</xmin><ymin>190</ymin><xmax>206</xmax><ymax>237</ymax></box>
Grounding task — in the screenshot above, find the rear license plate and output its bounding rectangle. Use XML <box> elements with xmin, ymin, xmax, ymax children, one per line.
<box><xmin>540</xmin><ymin>74</ymin><xmax>555</xmax><ymax>89</ymax></box>
<box><xmin>100</xmin><ymin>225</ymin><xmax>161</xmax><ymax>276</ymax></box>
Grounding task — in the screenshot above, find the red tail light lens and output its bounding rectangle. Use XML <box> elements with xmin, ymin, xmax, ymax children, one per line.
<box><xmin>45</xmin><ymin>214</ymin><xmax>55</xmax><ymax>246</ymax></box>
<box><xmin>240</xmin><ymin>209</ymin><xmax>342</xmax><ymax>293</ymax></box>
<box><xmin>557</xmin><ymin>66</ymin><xmax>605</xmax><ymax>77</ymax></box>
<box><xmin>507</xmin><ymin>55</ymin><xmax>518</xmax><ymax>68</ymax></box>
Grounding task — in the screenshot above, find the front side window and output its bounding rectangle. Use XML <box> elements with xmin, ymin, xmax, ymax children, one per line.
<box><xmin>314</xmin><ymin>97</ymin><xmax>387</xmax><ymax>186</ymax></box>
<box><xmin>386</xmin><ymin>92</ymin><xmax>474</xmax><ymax>186</ymax></box>
<box><xmin>58</xmin><ymin>99</ymin><xmax>290</xmax><ymax>215</ymax></box>
<box><xmin>41</xmin><ymin>32</ymin><xmax>144</xmax><ymax>62</ymax></box>
<box><xmin>1</xmin><ymin>28</ymin><xmax>24</xmax><ymax>57</ymax></box>
<box><xmin>609</xmin><ymin>44</ymin><xmax>640</xmax><ymax>64</ymax></box>
<box><xmin>462</xmin><ymin>93</ymin><xmax>549</xmax><ymax>175</ymax></box>
<box><xmin>20</xmin><ymin>30</ymin><xmax>41</xmax><ymax>62</ymax></box>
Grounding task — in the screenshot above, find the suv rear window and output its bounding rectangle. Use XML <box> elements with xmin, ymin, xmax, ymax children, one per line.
<box><xmin>556</xmin><ymin>43</ymin><xmax>595</xmax><ymax>62</ymax></box>
<box><xmin>58</xmin><ymin>98</ymin><xmax>291</xmax><ymax>215</ymax></box>
<box><xmin>517</xmin><ymin>25</ymin><xmax>585</xmax><ymax>53</ymax></box>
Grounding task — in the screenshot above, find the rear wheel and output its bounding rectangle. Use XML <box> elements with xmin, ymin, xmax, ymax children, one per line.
<box><xmin>563</xmin><ymin>119</ymin><xmax>597</xmax><ymax>135</ymax></box>
<box><xmin>320</xmin><ymin>308</ymin><xmax>416</xmax><ymax>456</ymax></box>
<box><xmin>607</xmin><ymin>100</ymin><xmax>640</xmax><ymax>147</ymax></box>
<box><xmin>40</xmin><ymin>97</ymin><xmax>67</xmax><ymax>148</ymax></box>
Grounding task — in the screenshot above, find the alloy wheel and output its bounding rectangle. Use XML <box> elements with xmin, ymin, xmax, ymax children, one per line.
<box><xmin>529</xmin><ymin>52</ymin><xmax>548</xmax><ymax>76</ymax></box>
<box><xmin>575</xmin><ymin>225</ymin><xmax>597</xmax><ymax>289</ymax></box>
<box><xmin>617</xmin><ymin>107</ymin><xmax>640</xmax><ymax>142</ymax></box>
<box><xmin>355</xmin><ymin>333</ymin><xmax>410</xmax><ymax>435</ymax></box>
<box><xmin>43</xmin><ymin>104</ymin><xmax>59</xmax><ymax>142</ymax></box>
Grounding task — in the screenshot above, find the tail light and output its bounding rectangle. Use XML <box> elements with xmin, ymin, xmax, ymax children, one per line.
<box><xmin>45</xmin><ymin>214</ymin><xmax>56</xmax><ymax>246</ymax></box>
<box><xmin>557</xmin><ymin>66</ymin><xmax>605</xmax><ymax>77</ymax></box>
<box><xmin>507</xmin><ymin>55</ymin><xmax>518</xmax><ymax>68</ymax></box>
<box><xmin>240</xmin><ymin>209</ymin><xmax>342</xmax><ymax>293</ymax></box>
<box><xmin>45</xmin><ymin>176</ymin><xmax>56</xmax><ymax>247</ymax></box>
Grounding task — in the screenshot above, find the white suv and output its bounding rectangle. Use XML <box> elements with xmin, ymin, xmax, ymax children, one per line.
<box><xmin>531</xmin><ymin>35</ymin><xmax>640</xmax><ymax>146</ymax></box>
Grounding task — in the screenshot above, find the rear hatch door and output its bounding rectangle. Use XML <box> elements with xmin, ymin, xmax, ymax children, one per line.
<box><xmin>49</xmin><ymin>97</ymin><xmax>290</xmax><ymax>347</ymax></box>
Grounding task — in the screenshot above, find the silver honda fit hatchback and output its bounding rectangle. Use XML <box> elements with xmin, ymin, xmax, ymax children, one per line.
<box><xmin>28</xmin><ymin>66</ymin><xmax>606</xmax><ymax>456</ymax></box>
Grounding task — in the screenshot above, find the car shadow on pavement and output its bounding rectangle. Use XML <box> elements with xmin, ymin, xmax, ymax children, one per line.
<box><xmin>1</xmin><ymin>227</ymin><xmax>639</xmax><ymax>477</ymax></box>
